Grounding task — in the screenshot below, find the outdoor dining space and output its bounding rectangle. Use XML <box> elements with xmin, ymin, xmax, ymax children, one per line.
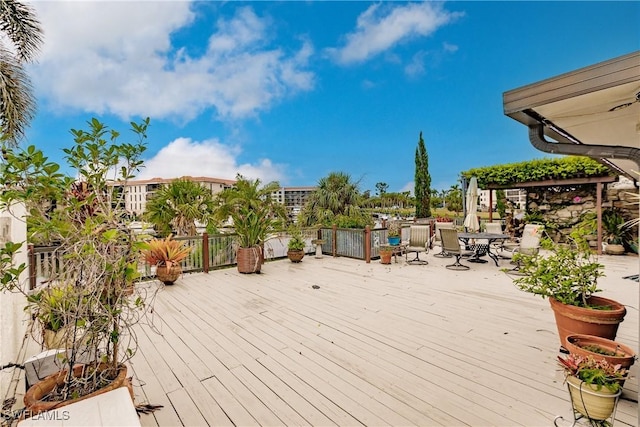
<box><xmin>126</xmin><ymin>252</ymin><xmax>639</xmax><ymax>426</ymax></box>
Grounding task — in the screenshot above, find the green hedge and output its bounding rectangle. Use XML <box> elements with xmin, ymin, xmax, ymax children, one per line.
<box><xmin>462</xmin><ymin>156</ymin><xmax>612</xmax><ymax>188</ymax></box>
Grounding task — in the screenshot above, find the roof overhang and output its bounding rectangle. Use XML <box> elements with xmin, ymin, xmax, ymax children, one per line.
<box><xmin>503</xmin><ymin>51</ymin><xmax>640</xmax><ymax>182</ymax></box>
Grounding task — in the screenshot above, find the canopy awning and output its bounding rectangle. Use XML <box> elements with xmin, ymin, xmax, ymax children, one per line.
<box><xmin>503</xmin><ymin>51</ymin><xmax>640</xmax><ymax>181</ymax></box>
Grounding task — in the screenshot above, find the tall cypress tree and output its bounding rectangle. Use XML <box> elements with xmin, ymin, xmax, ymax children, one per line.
<box><xmin>414</xmin><ymin>131</ymin><xmax>431</xmax><ymax>218</ymax></box>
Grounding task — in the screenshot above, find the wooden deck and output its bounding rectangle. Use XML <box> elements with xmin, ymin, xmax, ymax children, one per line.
<box><xmin>128</xmin><ymin>252</ymin><xmax>639</xmax><ymax>427</ymax></box>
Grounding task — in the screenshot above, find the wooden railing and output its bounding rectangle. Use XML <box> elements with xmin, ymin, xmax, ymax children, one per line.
<box><xmin>27</xmin><ymin>225</ymin><xmax>425</xmax><ymax>288</ymax></box>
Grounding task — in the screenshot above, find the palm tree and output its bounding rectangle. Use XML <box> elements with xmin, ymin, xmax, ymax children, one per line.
<box><xmin>0</xmin><ymin>0</ymin><xmax>43</xmax><ymax>146</ymax></box>
<box><xmin>213</xmin><ymin>175</ymin><xmax>286</xmax><ymax>248</ymax></box>
<box><xmin>298</xmin><ymin>171</ymin><xmax>371</xmax><ymax>228</ymax></box>
<box><xmin>144</xmin><ymin>179</ymin><xmax>216</xmax><ymax>236</ymax></box>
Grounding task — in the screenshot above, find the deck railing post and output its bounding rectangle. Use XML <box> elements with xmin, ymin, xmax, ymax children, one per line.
<box><xmin>28</xmin><ymin>244</ymin><xmax>36</xmax><ymax>290</ymax></box>
<box><xmin>364</xmin><ymin>226</ymin><xmax>371</xmax><ymax>263</ymax></box>
<box><xmin>332</xmin><ymin>224</ymin><xmax>337</xmax><ymax>257</ymax></box>
<box><xmin>202</xmin><ymin>232</ymin><xmax>210</xmax><ymax>273</ymax></box>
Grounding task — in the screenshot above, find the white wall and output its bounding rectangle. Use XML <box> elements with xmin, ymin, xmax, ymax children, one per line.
<box><xmin>0</xmin><ymin>202</ymin><xmax>28</xmax><ymax>399</ymax></box>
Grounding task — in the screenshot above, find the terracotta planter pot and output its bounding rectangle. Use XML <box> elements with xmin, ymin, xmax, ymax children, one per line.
<box><xmin>23</xmin><ymin>363</ymin><xmax>132</xmax><ymax>417</ymax></box>
<box><xmin>549</xmin><ymin>296</ymin><xmax>626</xmax><ymax>348</ymax></box>
<box><xmin>566</xmin><ymin>375</ymin><xmax>620</xmax><ymax>421</ymax></box>
<box><xmin>566</xmin><ymin>334</ymin><xmax>636</xmax><ymax>369</ymax></box>
<box><xmin>156</xmin><ymin>264</ymin><xmax>182</xmax><ymax>285</ymax></box>
<box><xmin>287</xmin><ymin>250</ymin><xmax>304</xmax><ymax>263</ymax></box>
<box><xmin>237</xmin><ymin>246</ymin><xmax>262</xmax><ymax>274</ymax></box>
<box><xmin>380</xmin><ymin>250</ymin><xmax>392</xmax><ymax>264</ymax></box>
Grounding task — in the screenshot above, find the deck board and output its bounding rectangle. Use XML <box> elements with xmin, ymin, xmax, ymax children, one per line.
<box><xmin>129</xmin><ymin>253</ymin><xmax>639</xmax><ymax>426</ymax></box>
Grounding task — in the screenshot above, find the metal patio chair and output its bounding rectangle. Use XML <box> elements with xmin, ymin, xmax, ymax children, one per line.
<box><xmin>405</xmin><ymin>224</ymin><xmax>430</xmax><ymax>265</ymax></box>
<box><xmin>440</xmin><ymin>228</ymin><xmax>470</xmax><ymax>270</ymax></box>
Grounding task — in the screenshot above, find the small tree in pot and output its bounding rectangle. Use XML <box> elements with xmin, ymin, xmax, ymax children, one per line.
<box><xmin>214</xmin><ymin>175</ymin><xmax>286</xmax><ymax>273</ymax></box>
<box><xmin>0</xmin><ymin>118</ymin><xmax>155</xmax><ymax>416</ymax></box>
<box><xmin>286</xmin><ymin>226</ymin><xmax>305</xmax><ymax>263</ymax></box>
<box><xmin>509</xmin><ymin>237</ymin><xmax>626</xmax><ymax>347</ymax></box>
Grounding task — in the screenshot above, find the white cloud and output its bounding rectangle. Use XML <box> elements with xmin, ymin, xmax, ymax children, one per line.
<box><xmin>137</xmin><ymin>137</ymin><xmax>285</xmax><ymax>184</ymax></box>
<box><xmin>31</xmin><ymin>3</ymin><xmax>314</xmax><ymax>122</ymax></box>
<box><xmin>404</xmin><ymin>50</ymin><xmax>427</xmax><ymax>77</ymax></box>
<box><xmin>327</xmin><ymin>3</ymin><xmax>462</xmax><ymax>65</ymax></box>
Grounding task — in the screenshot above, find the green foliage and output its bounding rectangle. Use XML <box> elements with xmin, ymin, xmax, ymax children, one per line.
<box><xmin>287</xmin><ymin>226</ymin><xmax>305</xmax><ymax>251</ymax></box>
<box><xmin>462</xmin><ymin>156</ymin><xmax>612</xmax><ymax>188</ymax></box>
<box><xmin>558</xmin><ymin>354</ymin><xmax>627</xmax><ymax>393</ymax></box>
<box><xmin>144</xmin><ymin>178</ymin><xmax>215</xmax><ymax>236</ymax></box>
<box><xmin>387</xmin><ymin>220</ymin><xmax>401</xmax><ymax>237</ymax></box>
<box><xmin>495</xmin><ymin>189</ymin><xmax>506</xmax><ymax>218</ymax></box>
<box><xmin>414</xmin><ymin>131</ymin><xmax>431</xmax><ymax>218</ymax></box>
<box><xmin>445</xmin><ymin>184</ymin><xmax>462</xmax><ymax>215</ymax></box>
<box><xmin>214</xmin><ymin>175</ymin><xmax>286</xmax><ymax>248</ymax></box>
<box><xmin>298</xmin><ymin>171</ymin><xmax>372</xmax><ymax>229</ymax></box>
<box><xmin>510</xmin><ymin>238</ymin><xmax>604</xmax><ymax>306</ymax></box>
<box><xmin>0</xmin><ymin>118</ymin><xmax>151</xmax><ymax>392</ymax></box>
<box><xmin>601</xmin><ymin>208</ymin><xmax>631</xmax><ymax>244</ymax></box>
<box><xmin>26</xmin><ymin>284</ymin><xmax>76</xmax><ymax>332</ymax></box>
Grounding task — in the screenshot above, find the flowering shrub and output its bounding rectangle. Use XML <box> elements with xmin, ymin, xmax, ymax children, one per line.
<box><xmin>558</xmin><ymin>354</ymin><xmax>628</xmax><ymax>393</ymax></box>
<box><xmin>435</xmin><ymin>217</ymin><xmax>453</xmax><ymax>222</ymax></box>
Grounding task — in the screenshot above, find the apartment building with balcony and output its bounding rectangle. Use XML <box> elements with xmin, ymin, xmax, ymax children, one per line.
<box><xmin>110</xmin><ymin>176</ymin><xmax>236</xmax><ymax>217</ymax></box>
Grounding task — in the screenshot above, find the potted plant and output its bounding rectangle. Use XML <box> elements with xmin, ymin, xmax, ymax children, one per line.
<box><xmin>286</xmin><ymin>226</ymin><xmax>306</xmax><ymax>263</ymax></box>
<box><xmin>142</xmin><ymin>235</ymin><xmax>192</xmax><ymax>284</ymax></box>
<box><xmin>557</xmin><ymin>354</ymin><xmax>628</xmax><ymax>421</ymax></box>
<box><xmin>387</xmin><ymin>221</ymin><xmax>401</xmax><ymax>246</ymax></box>
<box><xmin>214</xmin><ymin>175</ymin><xmax>286</xmax><ymax>273</ymax></box>
<box><xmin>0</xmin><ymin>118</ymin><xmax>152</xmax><ymax>417</ymax></box>
<box><xmin>379</xmin><ymin>245</ymin><xmax>394</xmax><ymax>264</ymax></box>
<box><xmin>509</xmin><ymin>238</ymin><xmax>626</xmax><ymax>347</ymax></box>
<box><xmin>565</xmin><ymin>334</ymin><xmax>636</xmax><ymax>370</ymax></box>
<box><xmin>26</xmin><ymin>283</ymin><xmax>77</xmax><ymax>349</ymax></box>
<box><xmin>601</xmin><ymin>208</ymin><xmax>630</xmax><ymax>255</ymax></box>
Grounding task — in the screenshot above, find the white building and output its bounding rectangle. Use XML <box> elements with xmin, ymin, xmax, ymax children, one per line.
<box><xmin>478</xmin><ymin>188</ymin><xmax>527</xmax><ymax>211</ymax></box>
<box><xmin>271</xmin><ymin>186</ymin><xmax>316</xmax><ymax>222</ymax></box>
<box><xmin>110</xmin><ymin>176</ymin><xmax>236</xmax><ymax>216</ymax></box>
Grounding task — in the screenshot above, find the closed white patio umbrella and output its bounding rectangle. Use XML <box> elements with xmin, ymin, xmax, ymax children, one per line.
<box><xmin>463</xmin><ymin>177</ymin><xmax>480</xmax><ymax>232</ymax></box>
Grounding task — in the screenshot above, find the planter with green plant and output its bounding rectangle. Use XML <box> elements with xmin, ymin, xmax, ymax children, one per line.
<box><xmin>0</xmin><ymin>118</ymin><xmax>154</xmax><ymax>418</ymax></box>
<box><xmin>509</xmin><ymin>238</ymin><xmax>626</xmax><ymax>347</ymax></box>
<box><xmin>214</xmin><ymin>175</ymin><xmax>286</xmax><ymax>273</ymax></box>
<box><xmin>287</xmin><ymin>226</ymin><xmax>306</xmax><ymax>263</ymax></box>
<box><xmin>142</xmin><ymin>235</ymin><xmax>192</xmax><ymax>284</ymax></box>
<box><xmin>602</xmin><ymin>208</ymin><xmax>631</xmax><ymax>255</ymax></box>
<box><xmin>556</xmin><ymin>354</ymin><xmax>628</xmax><ymax>422</ymax></box>
<box><xmin>387</xmin><ymin>220</ymin><xmax>401</xmax><ymax>245</ymax></box>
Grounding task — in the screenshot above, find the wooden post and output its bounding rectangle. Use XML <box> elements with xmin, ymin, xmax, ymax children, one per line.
<box><xmin>332</xmin><ymin>224</ymin><xmax>337</xmax><ymax>257</ymax></box>
<box><xmin>596</xmin><ymin>182</ymin><xmax>603</xmax><ymax>255</ymax></box>
<box><xmin>202</xmin><ymin>233</ymin><xmax>210</xmax><ymax>273</ymax></box>
<box><xmin>28</xmin><ymin>244</ymin><xmax>36</xmax><ymax>290</ymax></box>
<box><xmin>364</xmin><ymin>225</ymin><xmax>371</xmax><ymax>263</ymax></box>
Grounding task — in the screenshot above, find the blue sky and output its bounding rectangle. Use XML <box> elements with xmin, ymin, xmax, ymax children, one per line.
<box><xmin>25</xmin><ymin>1</ymin><xmax>639</xmax><ymax>195</ymax></box>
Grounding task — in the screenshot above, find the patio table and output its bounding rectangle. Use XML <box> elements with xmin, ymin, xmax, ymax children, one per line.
<box><xmin>457</xmin><ymin>232</ymin><xmax>509</xmax><ymax>267</ymax></box>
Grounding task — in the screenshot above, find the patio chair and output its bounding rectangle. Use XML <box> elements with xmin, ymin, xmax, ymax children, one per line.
<box><xmin>500</xmin><ymin>224</ymin><xmax>544</xmax><ymax>270</ymax></box>
<box><xmin>405</xmin><ymin>224</ymin><xmax>430</xmax><ymax>265</ymax></box>
<box><xmin>439</xmin><ymin>228</ymin><xmax>470</xmax><ymax>270</ymax></box>
<box><xmin>432</xmin><ymin>221</ymin><xmax>455</xmax><ymax>258</ymax></box>
<box><xmin>484</xmin><ymin>222</ymin><xmax>505</xmax><ymax>251</ymax></box>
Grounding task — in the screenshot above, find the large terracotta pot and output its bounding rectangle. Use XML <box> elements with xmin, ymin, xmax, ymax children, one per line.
<box><xmin>237</xmin><ymin>246</ymin><xmax>262</xmax><ymax>273</ymax></box>
<box><xmin>549</xmin><ymin>296</ymin><xmax>626</xmax><ymax>348</ymax></box>
<box><xmin>565</xmin><ymin>334</ymin><xmax>636</xmax><ymax>369</ymax></box>
<box><xmin>156</xmin><ymin>264</ymin><xmax>182</xmax><ymax>285</ymax></box>
<box><xmin>566</xmin><ymin>375</ymin><xmax>620</xmax><ymax>421</ymax></box>
<box><xmin>287</xmin><ymin>250</ymin><xmax>304</xmax><ymax>263</ymax></box>
<box><xmin>23</xmin><ymin>363</ymin><xmax>132</xmax><ymax>417</ymax></box>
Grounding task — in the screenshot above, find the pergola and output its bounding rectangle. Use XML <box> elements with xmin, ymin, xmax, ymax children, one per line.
<box><xmin>485</xmin><ymin>175</ymin><xmax>618</xmax><ymax>255</ymax></box>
